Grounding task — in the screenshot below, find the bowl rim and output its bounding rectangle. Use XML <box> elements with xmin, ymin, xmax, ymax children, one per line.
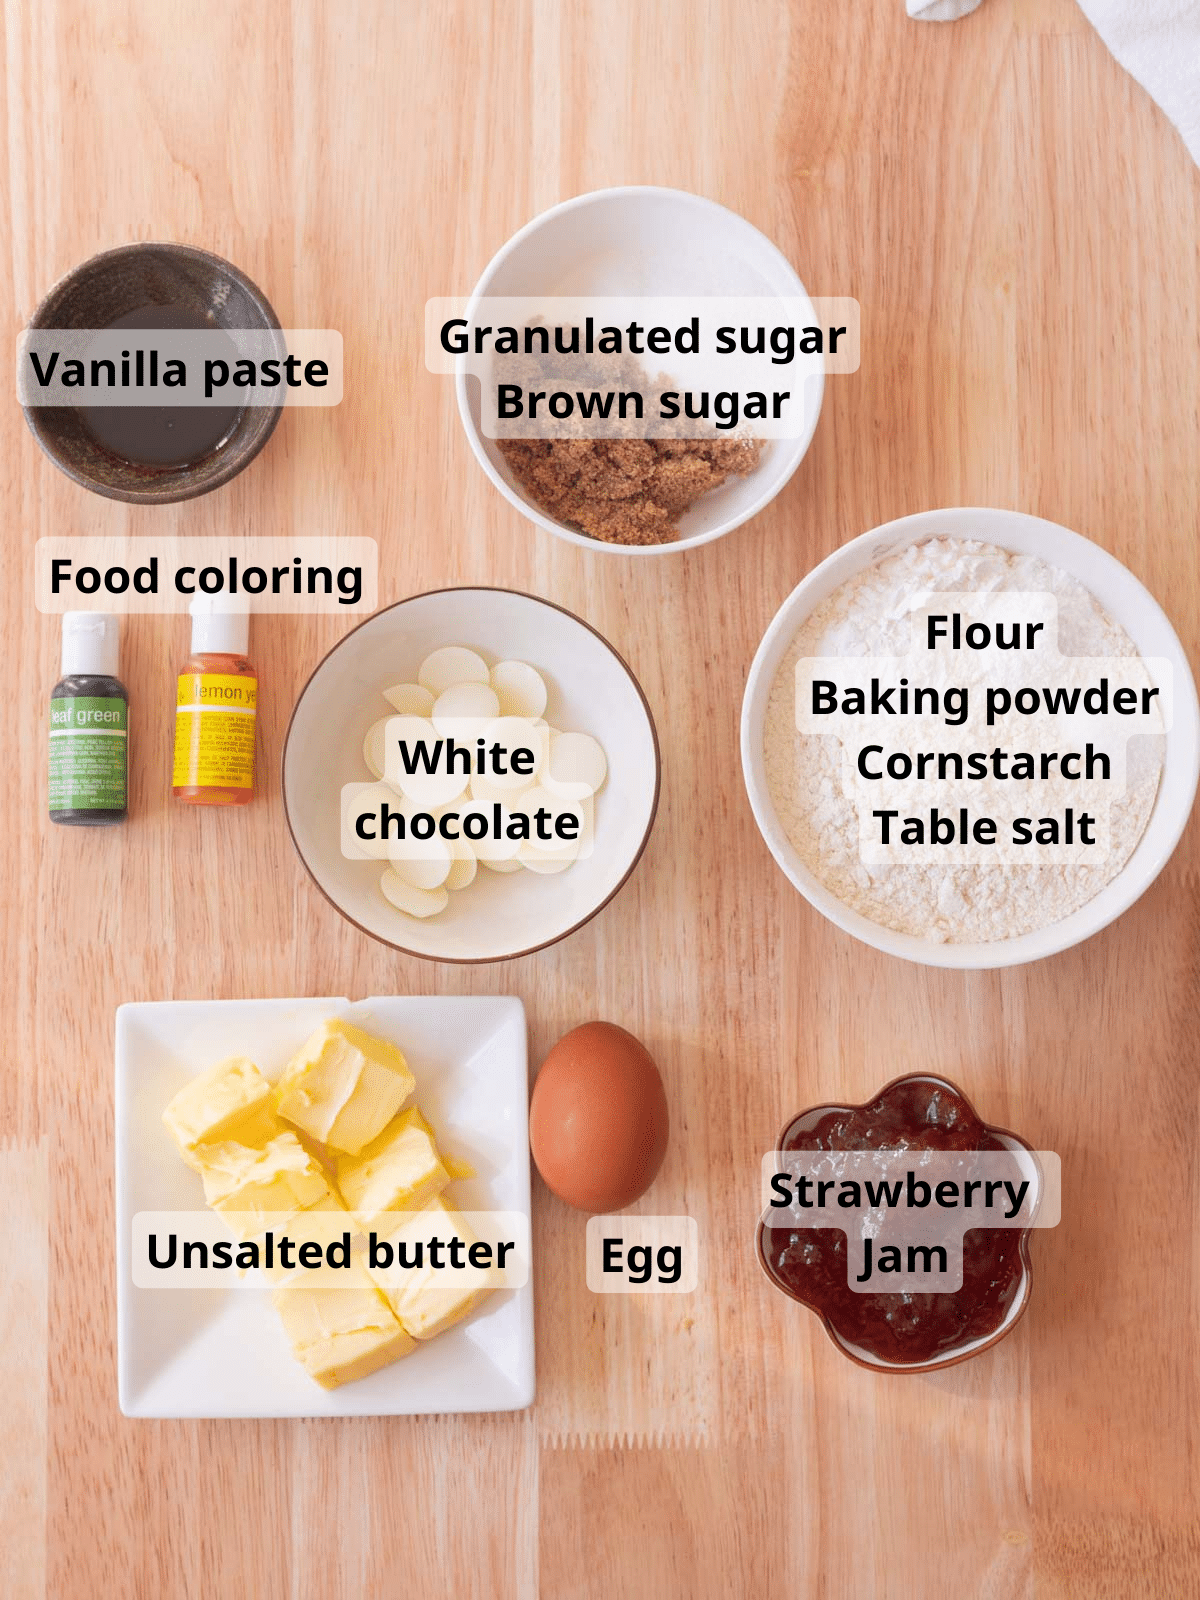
<box><xmin>22</xmin><ymin>240</ymin><xmax>284</xmax><ymax>505</ymax></box>
<box><xmin>281</xmin><ymin>584</ymin><xmax>662</xmax><ymax>964</ymax></box>
<box><xmin>454</xmin><ymin>184</ymin><xmax>826</xmax><ymax>556</ymax></box>
<box><xmin>754</xmin><ymin>1071</ymin><xmax>1036</xmax><ymax>1374</ymax></box>
<box><xmin>740</xmin><ymin>505</ymin><xmax>1200</xmax><ymax>969</ymax></box>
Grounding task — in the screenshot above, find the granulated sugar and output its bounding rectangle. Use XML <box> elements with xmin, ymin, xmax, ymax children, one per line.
<box><xmin>762</xmin><ymin>538</ymin><xmax>1165</xmax><ymax>943</ymax></box>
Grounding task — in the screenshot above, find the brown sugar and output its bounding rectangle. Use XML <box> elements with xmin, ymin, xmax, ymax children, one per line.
<box><xmin>490</xmin><ymin>337</ymin><xmax>765</xmax><ymax>545</ymax></box>
<box><xmin>497</xmin><ymin>436</ymin><xmax>764</xmax><ymax>546</ymax></box>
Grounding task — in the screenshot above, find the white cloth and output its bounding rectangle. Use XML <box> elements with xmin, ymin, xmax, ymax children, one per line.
<box><xmin>906</xmin><ymin>0</ymin><xmax>983</xmax><ymax>17</ymax></box>
<box><xmin>1077</xmin><ymin>0</ymin><xmax>1200</xmax><ymax>165</ymax></box>
<box><xmin>907</xmin><ymin>0</ymin><xmax>1200</xmax><ymax>168</ymax></box>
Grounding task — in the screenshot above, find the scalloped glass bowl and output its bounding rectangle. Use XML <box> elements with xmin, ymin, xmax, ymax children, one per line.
<box><xmin>756</xmin><ymin>1073</ymin><xmax>1038</xmax><ymax>1374</ymax></box>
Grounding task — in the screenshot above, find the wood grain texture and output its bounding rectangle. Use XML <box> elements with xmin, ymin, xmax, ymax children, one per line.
<box><xmin>2</xmin><ymin>1</ymin><xmax>1198</xmax><ymax>1595</ymax></box>
<box><xmin>0</xmin><ymin>1145</ymin><xmax>47</xmax><ymax>1600</ymax></box>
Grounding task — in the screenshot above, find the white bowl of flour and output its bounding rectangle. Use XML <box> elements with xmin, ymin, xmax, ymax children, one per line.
<box><xmin>741</xmin><ymin>508</ymin><xmax>1199</xmax><ymax>968</ymax></box>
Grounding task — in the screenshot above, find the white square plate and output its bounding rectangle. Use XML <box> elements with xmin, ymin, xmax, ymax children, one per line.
<box><xmin>116</xmin><ymin>995</ymin><xmax>534</xmax><ymax>1418</ymax></box>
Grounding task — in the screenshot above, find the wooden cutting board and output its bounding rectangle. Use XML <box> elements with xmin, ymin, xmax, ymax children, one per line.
<box><xmin>2</xmin><ymin>0</ymin><xmax>1197</xmax><ymax>1594</ymax></box>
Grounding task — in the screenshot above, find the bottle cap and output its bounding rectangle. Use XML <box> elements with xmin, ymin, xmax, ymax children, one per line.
<box><xmin>189</xmin><ymin>596</ymin><xmax>250</xmax><ymax>657</ymax></box>
<box><xmin>61</xmin><ymin>611</ymin><xmax>120</xmax><ymax>678</ymax></box>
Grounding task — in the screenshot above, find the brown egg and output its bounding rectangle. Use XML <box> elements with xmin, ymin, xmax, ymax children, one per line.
<box><xmin>529</xmin><ymin>1022</ymin><xmax>669</xmax><ymax>1213</ymax></box>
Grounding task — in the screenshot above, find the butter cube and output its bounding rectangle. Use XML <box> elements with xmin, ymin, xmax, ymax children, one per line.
<box><xmin>258</xmin><ymin>1193</ymin><xmax>354</xmax><ymax>1286</ymax></box>
<box><xmin>334</xmin><ymin>1106</ymin><xmax>450</xmax><ymax>1230</ymax></box>
<box><xmin>162</xmin><ymin>1056</ymin><xmax>277</xmax><ymax>1167</ymax></box>
<box><xmin>273</xmin><ymin>1257</ymin><xmax>415</xmax><ymax>1388</ymax></box>
<box><xmin>369</xmin><ymin>1196</ymin><xmax>494</xmax><ymax>1340</ymax></box>
<box><xmin>275</xmin><ymin>1019</ymin><xmax>415</xmax><ymax>1155</ymax></box>
<box><xmin>198</xmin><ymin>1132</ymin><xmax>331</xmax><ymax>1240</ymax></box>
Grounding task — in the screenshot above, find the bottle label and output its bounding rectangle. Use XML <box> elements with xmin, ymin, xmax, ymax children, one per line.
<box><xmin>49</xmin><ymin>696</ymin><xmax>128</xmax><ymax>811</ymax></box>
<box><xmin>173</xmin><ymin>674</ymin><xmax>257</xmax><ymax>790</ymax></box>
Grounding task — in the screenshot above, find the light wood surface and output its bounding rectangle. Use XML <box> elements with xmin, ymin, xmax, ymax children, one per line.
<box><xmin>3</xmin><ymin>1</ymin><xmax>1198</xmax><ymax>1595</ymax></box>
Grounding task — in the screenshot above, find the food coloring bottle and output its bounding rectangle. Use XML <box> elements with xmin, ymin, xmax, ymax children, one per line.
<box><xmin>172</xmin><ymin>598</ymin><xmax>257</xmax><ymax>806</ymax></box>
<box><xmin>49</xmin><ymin>612</ymin><xmax>129</xmax><ymax>826</ymax></box>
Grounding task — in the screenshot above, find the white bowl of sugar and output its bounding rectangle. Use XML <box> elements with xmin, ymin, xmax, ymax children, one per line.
<box><xmin>741</xmin><ymin>507</ymin><xmax>1200</xmax><ymax>969</ymax></box>
<box><xmin>455</xmin><ymin>187</ymin><xmax>825</xmax><ymax>554</ymax></box>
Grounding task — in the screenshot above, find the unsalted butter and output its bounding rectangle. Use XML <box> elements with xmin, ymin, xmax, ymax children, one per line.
<box><xmin>162</xmin><ymin>1055</ymin><xmax>277</xmax><ymax>1167</ymax></box>
<box><xmin>257</xmin><ymin>1193</ymin><xmax>353</xmax><ymax>1285</ymax></box>
<box><xmin>334</xmin><ymin>1106</ymin><xmax>450</xmax><ymax>1230</ymax></box>
<box><xmin>198</xmin><ymin>1132</ymin><xmax>331</xmax><ymax>1240</ymax></box>
<box><xmin>370</xmin><ymin>1196</ymin><xmax>494</xmax><ymax>1339</ymax></box>
<box><xmin>275</xmin><ymin>1018</ymin><xmax>415</xmax><ymax>1154</ymax></box>
<box><xmin>162</xmin><ymin>1017</ymin><xmax>496</xmax><ymax>1390</ymax></box>
<box><xmin>273</xmin><ymin>1257</ymin><xmax>415</xmax><ymax>1388</ymax></box>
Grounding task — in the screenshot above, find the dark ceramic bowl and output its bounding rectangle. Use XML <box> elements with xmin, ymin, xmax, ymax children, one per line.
<box><xmin>756</xmin><ymin>1073</ymin><xmax>1039</xmax><ymax>1374</ymax></box>
<box><xmin>22</xmin><ymin>242</ymin><xmax>283</xmax><ymax>504</ymax></box>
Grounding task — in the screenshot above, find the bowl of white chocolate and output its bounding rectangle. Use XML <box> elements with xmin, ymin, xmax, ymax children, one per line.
<box><xmin>283</xmin><ymin>588</ymin><xmax>660</xmax><ymax>962</ymax></box>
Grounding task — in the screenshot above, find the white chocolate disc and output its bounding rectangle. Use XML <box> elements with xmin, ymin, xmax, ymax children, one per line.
<box><xmin>469</xmin><ymin>769</ymin><xmax>536</xmax><ymax>805</ymax></box>
<box><xmin>458</xmin><ymin>799</ymin><xmax>523</xmax><ymax>861</ymax></box>
<box><xmin>490</xmin><ymin>660</ymin><xmax>548</xmax><ymax>720</ymax></box>
<box><xmin>444</xmin><ymin>834</ymin><xmax>477</xmax><ymax>892</ymax></box>
<box><xmin>431</xmin><ymin>681</ymin><xmax>500</xmax><ymax>739</ymax></box>
<box><xmin>362</xmin><ymin>718</ymin><xmax>390</xmax><ymax>779</ymax></box>
<box><xmin>342</xmin><ymin>781</ymin><xmax>398</xmax><ymax>861</ymax></box>
<box><xmin>544</xmin><ymin>730</ymin><xmax>607</xmax><ymax>799</ymax></box>
<box><xmin>385</xmin><ymin>714</ymin><xmax>469</xmax><ymax>808</ymax></box>
<box><xmin>517</xmin><ymin>831</ymin><xmax>581</xmax><ymax>866</ymax></box>
<box><xmin>382</xmin><ymin>682</ymin><xmax>434</xmax><ymax>717</ymax></box>
<box><xmin>536</xmin><ymin>725</ymin><xmax>561</xmax><ymax>771</ymax></box>
<box><xmin>480</xmin><ymin>857</ymin><xmax>523</xmax><ymax>874</ymax></box>
<box><xmin>379</xmin><ymin>870</ymin><xmax>449</xmax><ymax>919</ymax></box>
<box><xmin>511</xmin><ymin>785</ymin><xmax>585</xmax><ymax>855</ymax></box>
<box><xmin>386</xmin><ymin>828</ymin><xmax>452</xmax><ymax>891</ymax></box>
<box><xmin>418</xmin><ymin>646</ymin><xmax>490</xmax><ymax>697</ymax></box>
<box><xmin>518</xmin><ymin>844</ymin><xmax>574</xmax><ymax>874</ymax></box>
<box><xmin>477</xmin><ymin>717</ymin><xmax>549</xmax><ymax>792</ymax></box>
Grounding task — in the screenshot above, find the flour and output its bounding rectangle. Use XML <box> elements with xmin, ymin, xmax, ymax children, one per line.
<box><xmin>762</xmin><ymin>539</ymin><xmax>1165</xmax><ymax>943</ymax></box>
